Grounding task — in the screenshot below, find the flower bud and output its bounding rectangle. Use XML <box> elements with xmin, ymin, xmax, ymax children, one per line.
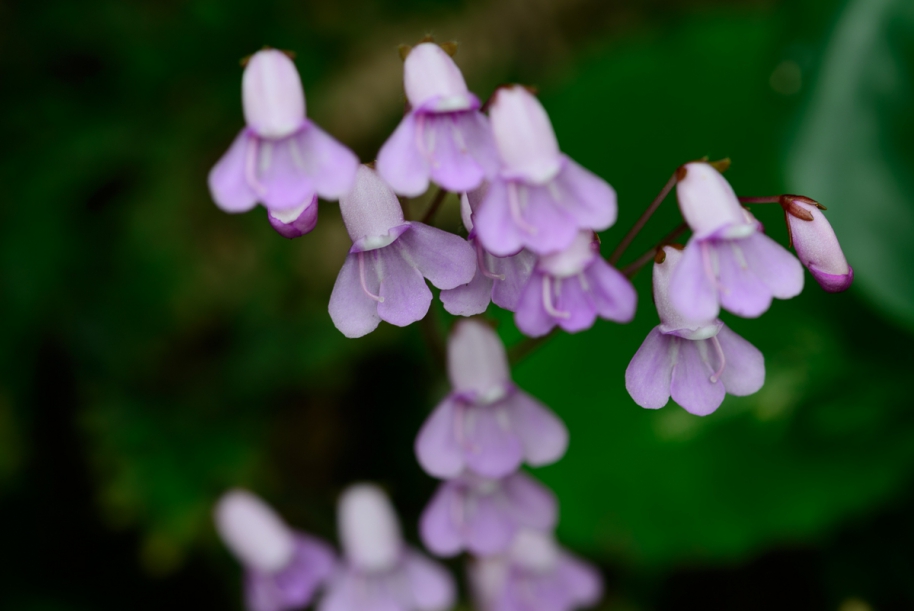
<box><xmin>242</xmin><ymin>49</ymin><xmax>306</xmax><ymax>139</ymax></box>
<box><xmin>785</xmin><ymin>199</ymin><xmax>853</xmax><ymax>292</ymax></box>
<box><xmin>338</xmin><ymin>484</ymin><xmax>402</xmax><ymax>573</ymax></box>
<box><xmin>654</xmin><ymin>246</ymin><xmax>721</xmax><ymax>340</ymax></box>
<box><xmin>447</xmin><ymin>319</ymin><xmax>511</xmax><ymax>403</ymax></box>
<box><xmin>537</xmin><ymin>230</ymin><xmax>597</xmax><ymax>278</ymax></box>
<box><xmin>676</xmin><ymin>162</ymin><xmax>753</xmax><ymax>238</ymax></box>
<box><xmin>339</xmin><ymin>165</ymin><xmax>406</xmax><ymax>248</ymax></box>
<box><xmin>403</xmin><ymin>43</ymin><xmax>473</xmax><ymax>112</ymax></box>
<box><xmin>268</xmin><ymin>196</ymin><xmax>319</xmax><ymax>239</ymax></box>
<box><xmin>214</xmin><ymin>489</ymin><xmax>295</xmax><ymax>573</ymax></box>
<box><xmin>489</xmin><ymin>86</ymin><xmax>562</xmax><ymax>184</ymax></box>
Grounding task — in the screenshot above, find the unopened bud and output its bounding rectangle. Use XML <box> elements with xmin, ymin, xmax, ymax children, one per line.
<box><xmin>447</xmin><ymin>319</ymin><xmax>511</xmax><ymax>403</ymax></box>
<box><xmin>784</xmin><ymin>198</ymin><xmax>853</xmax><ymax>292</ymax></box>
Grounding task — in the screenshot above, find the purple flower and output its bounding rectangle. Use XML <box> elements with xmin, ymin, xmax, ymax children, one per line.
<box><xmin>420</xmin><ymin>471</ymin><xmax>557</xmax><ymax>557</ymax></box>
<box><xmin>329</xmin><ymin>165</ymin><xmax>476</xmax><ymax>338</ymax></box>
<box><xmin>318</xmin><ymin>484</ymin><xmax>455</xmax><ymax>611</ymax></box>
<box><xmin>377</xmin><ymin>43</ymin><xmax>499</xmax><ymax>196</ymax></box>
<box><xmin>415</xmin><ymin>320</ymin><xmax>568</xmax><ymax>479</ymax></box>
<box><xmin>208</xmin><ymin>49</ymin><xmax>359</xmax><ymax>237</ymax></box>
<box><xmin>669</xmin><ymin>162</ymin><xmax>804</xmax><ymax>320</ymax></box>
<box><xmin>625</xmin><ymin>246</ymin><xmax>765</xmax><ymax>416</ymax></box>
<box><xmin>214</xmin><ymin>489</ymin><xmax>336</xmax><ymax>611</ymax></box>
<box><xmin>514</xmin><ymin>230</ymin><xmax>636</xmax><ymax>337</ymax></box>
<box><xmin>473</xmin><ymin>86</ymin><xmax>617</xmax><ymax>256</ymax></box>
<box><xmin>783</xmin><ymin>196</ymin><xmax>853</xmax><ymax>292</ymax></box>
<box><xmin>441</xmin><ymin>188</ymin><xmax>537</xmax><ymax>316</ymax></box>
<box><xmin>468</xmin><ymin>529</ymin><xmax>602</xmax><ymax>611</ymax></box>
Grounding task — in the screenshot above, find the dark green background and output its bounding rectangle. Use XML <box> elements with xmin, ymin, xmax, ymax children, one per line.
<box><xmin>2</xmin><ymin>0</ymin><xmax>913</xmax><ymax>609</ymax></box>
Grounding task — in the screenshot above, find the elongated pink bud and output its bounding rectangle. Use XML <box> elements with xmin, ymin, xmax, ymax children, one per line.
<box><xmin>339</xmin><ymin>165</ymin><xmax>406</xmax><ymax>248</ymax></box>
<box><xmin>338</xmin><ymin>484</ymin><xmax>403</xmax><ymax>573</ymax></box>
<box><xmin>676</xmin><ymin>162</ymin><xmax>753</xmax><ymax>238</ymax></box>
<box><xmin>785</xmin><ymin>198</ymin><xmax>853</xmax><ymax>292</ymax></box>
<box><xmin>242</xmin><ymin>49</ymin><xmax>306</xmax><ymax>139</ymax></box>
<box><xmin>447</xmin><ymin>319</ymin><xmax>511</xmax><ymax>403</ymax></box>
<box><xmin>489</xmin><ymin>86</ymin><xmax>562</xmax><ymax>184</ymax></box>
<box><xmin>403</xmin><ymin>43</ymin><xmax>473</xmax><ymax>112</ymax></box>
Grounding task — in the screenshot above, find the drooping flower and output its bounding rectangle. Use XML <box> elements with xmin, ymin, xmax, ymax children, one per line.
<box><xmin>468</xmin><ymin>529</ymin><xmax>602</xmax><ymax>611</ymax></box>
<box><xmin>782</xmin><ymin>195</ymin><xmax>853</xmax><ymax>292</ymax></box>
<box><xmin>208</xmin><ymin>49</ymin><xmax>359</xmax><ymax>237</ymax></box>
<box><xmin>626</xmin><ymin>245</ymin><xmax>765</xmax><ymax>416</ymax></box>
<box><xmin>329</xmin><ymin>165</ymin><xmax>476</xmax><ymax>338</ymax></box>
<box><xmin>415</xmin><ymin>319</ymin><xmax>567</xmax><ymax>479</ymax></box>
<box><xmin>441</xmin><ymin>187</ymin><xmax>537</xmax><ymax>316</ymax></box>
<box><xmin>514</xmin><ymin>230</ymin><xmax>636</xmax><ymax>337</ymax></box>
<box><xmin>214</xmin><ymin>489</ymin><xmax>336</xmax><ymax>611</ymax></box>
<box><xmin>668</xmin><ymin>162</ymin><xmax>804</xmax><ymax>320</ymax></box>
<box><xmin>318</xmin><ymin>484</ymin><xmax>455</xmax><ymax>611</ymax></box>
<box><xmin>420</xmin><ymin>471</ymin><xmax>557</xmax><ymax>557</ymax></box>
<box><xmin>377</xmin><ymin>42</ymin><xmax>499</xmax><ymax>197</ymax></box>
<box><xmin>473</xmin><ymin>86</ymin><xmax>617</xmax><ymax>256</ymax></box>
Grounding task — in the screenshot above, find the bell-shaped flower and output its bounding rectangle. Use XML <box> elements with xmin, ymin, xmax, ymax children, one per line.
<box><xmin>626</xmin><ymin>246</ymin><xmax>765</xmax><ymax>416</ymax></box>
<box><xmin>782</xmin><ymin>196</ymin><xmax>853</xmax><ymax>292</ymax></box>
<box><xmin>473</xmin><ymin>86</ymin><xmax>617</xmax><ymax>256</ymax></box>
<box><xmin>318</xmin><ymin>484</ymin><xmax>455</xmax><ymax>611</ymax></box>
<box><xmin>214</xmin><ymin>489</ymin><xmax>336</xmax><ymax>611</ymax></box>
<box><xmin>329</xmin><ymin>165</ymin><xmax>476</xmax><ymax>338</ymax></box>
<box><xmin>415</xmin><ymin>319</ymin><xmax>567</xmax><ymax>479</ymax></box>
<box><xmin>208</xmin><ymin>49</ymin><xmax>359</xmax><ymax>237</ymax></box>
<box><xmin>441</xmin><ymin>187</ymin><xmax>537</xmax><ymax>316</ymax></box>
<box><xmin>377</xmin><ymin>43</ymin><xmax>499</xmax><ymax>196</ymax></box>
<box><xmin>468</xmin><ymin>529</ymin><xmax>602</xmax><ymax>611</ymax></box>
<box><xmin>669</xmin><ymin>162</ymin><xmax>804</xmax><ymax>320</ymax></box>
<box><xmin>514</xmin><ymin>231</ymin><xmax>636</xmax><ymax>337</ymax></box>
<box><xmin>419</xmin><ymin>471</ymin><xmax>557</xmax><ymax>558</ymax></box>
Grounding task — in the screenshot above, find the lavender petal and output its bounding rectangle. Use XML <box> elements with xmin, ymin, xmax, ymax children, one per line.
<box><xmin>377</xmin><ymin>113</ymin><xmax>430</xmax><ymax>197</ymax></box>
<box><xmin>625</xmin><ymin>327</ymin><xmax>675</xmax><ymax>410</ymax></box>
<box><xmin>209</xmin><ymin>129</ymin><xmax>259</xmax><ymax>213</ymax></box>
<box><xmin>397</xmin><ymin>223</ymin><xmax>477</xmax><ymax>289</ymax></box>
<box><xmin>716</xmin><ymin>324</ymin><xmax>765</xmax><ymax>396</ymax></box>
<box><xmin>669</xmin><ymin>337</ymin><xmax>726</xmax><ymax>416</ymax></box>
<box><xmin>329</xmin><ymin>252</ymin><xmax>382</xmax><ymax>338</ymax></box>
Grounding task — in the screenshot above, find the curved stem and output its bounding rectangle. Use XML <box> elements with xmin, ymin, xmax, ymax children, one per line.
<box><xmin>421</xmin><ymin>187</ymin><xmax>449</xmax><ymax>225</ymax></box>
<box><xmin>621</xmin><ymin>222</ymin><xmax>688</xmax><ymax>278</ymax></box>
<box><xmin>608</xmin><ymin>169</ymin><xmax>680</xmax><ymax>265</ymax></box>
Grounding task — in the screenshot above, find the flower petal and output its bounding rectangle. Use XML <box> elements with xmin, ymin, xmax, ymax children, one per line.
<box><xmin>296</xmin><ymin>123</ymin><xmax>360</xmax><ymax>200</ymax></box>
<box><xmin>258</xmin><ymin>134</ymin><xmax>317</xmax><ymax>211</ymax></box>
<box><xmin>377</xmin><ymin>113</ymin><xmax>430</xmax><ymax>197</ymax></box>
<box><xmin>419</xmin><ymin>483</ymin><xmax>464</xmax><ymax>557</ymax></box>
<box><xmin>716</xmin><ymin>324</ymin><xmax>765</xmax><ymax>396</ymax></box>
<box><xmin>427</xmin><ymin>113</ymin><xmax>488</xmax><ymax>193</ymax></box>
<box><xmin>397</xmin><ymin>223</ymin><xmax>477</xmax><ymax>290</ymax></box>
<box><xmin>505</xmin><ymin>391</ymin><xmax>568</xmax><ymax>467</ymax></box>
<box><xmin>740</xmin><ymin>231</ymin><xmax>805</xmax><ymax>299</ymax></box>
<box><xmin>377</xmin><ymin>244</ymin><xmax>433</xmax><ymax>327</ymax></box>
<box><xmin>440</xmin><ymin>267</ymin><xmax>493</xmax><ymax>316</ymax></box>
<box><xmin>669</xmin><ymin>239</ymin><xmax>720</xmax><ymax>321</ymax></box>
<box><xmin>489</xmin><ymin>249</ymin><xmax>537</xmax><ymax>311</ymax></box>
<box><xmin>474</xmin><ymin>179</ymin><xmax>525</xmax><ymax>257</ymax></box>
<box><xmin>625</xmin><ymin>327</ymin><xmax>674</xmax><ymax>409</ymax></box>
<box><xmin>553</xmin><ymin>157</ymin><xmax>618</xmax><ymax>231</ymax></box>
<box><xmin>402</xmin><ymin>550</ymin><xmax>456</xmax><ymax>611</ymax></box>
<box><xmin>670</xmin><ymin>338</ymin><xmax>726</xmax><ymax>416</ymax></box>
<box><xmin>463</xmin><ymin>403</ymin><xmax>524</xmax><ymax>479</ymax></box>
<box><xmin>267</xmin><ymin>196</ymin><xmax>319</xmax><ymax>239</ymax></box>
<box><xmin>208</xmin><ymin>129</ymin><xmax>258</xmax><ymax>213</ymax></box>
<box><xmin>415</xmin><ymin>397</ymin><xmax>465</xmax><ymax>478</ymax></box>
<box><xmin>514</xmin><ymin>272</ymin><xmax>556</xmax><ymax>338</ymax></box>
<box><xmin>502</xmin><ymin>472</ymin><xmax>558</xmax><ymax>530</ymax></box>
<box><xmin>521</xmin><ymin>183</ymin><xmax>580</xmax><ymax>255</ymax></box>
<box><xmin>465</xmin><ymin>492</ymin><xmax>517</xmax><ymax>556</ymax></box>
<box><xmin>556</xmin><ymin>552</ymin><xmax>603</xmax><ymax>606</ymax></box>
<box><xmin>553</xmin><ymin>275</ymin><xmax>598</xmax><ymax>333</ymax></box>
<box><xmin>716</xmin><ymin>240</ymin><xmax>773</xmax><ymax>318</ymax></box>
<box><xmin>587</xmin><ymin>258</ymin><xmax>637</xmax><ymax>323</ymax></box>
<box><xmin>329</xmin><ymin>252</ymin><xmax>382</xmax><ymax>338</ymax></box>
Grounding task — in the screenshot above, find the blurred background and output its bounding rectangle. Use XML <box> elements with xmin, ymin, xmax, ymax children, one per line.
<box><xmin>2</xmin><ymin>0</ymin><xmax>914</xmax><ymax>609</ymax></box>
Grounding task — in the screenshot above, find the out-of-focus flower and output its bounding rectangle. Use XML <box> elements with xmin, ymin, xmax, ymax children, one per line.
<box><xmin>329</xmin><ymin>165</ymin><xmax>476</xmax><ymax>338</ymax></box>
<box><xmin>514</xmin><ymin>230</ymin><xmax>636</xmax><ymax>337</ymax></box>
<box><xmin>626</xmin><ymin>246</ymin><xmax>765</xmax><ymax>416</ymax></box>
<box><xmin>415</xmin><ymin>319</ymin><xmax>567</xmax><ymax>479</ymax></box>
<box><xmin>319</xmin><ymin>484</ymin><xmax>455</xmax><ymax>611</ymax></box>
<box><xmin>473</xmin><ymin>86</ymin><xmax>617</xmax><ymax>256</ymax></box>
<box><xmin>468</xmin><ymin>529</ymin><xmax>602</xmax><ymax>611</ymax></box>
<box><xmin>441</xmin><ymin>187</ymin><xmax>537</xmax><ymax>316</ymax></box>
<box><xmin>669</xmin><ymin>162</ymin><xmax>804</xmax><ymax>320</ymax></box>
<box><xmin>782</xmin><ymin>195</ymin><xmax>853</xmax><ymax>292</ymax></box>
<box><xmin>214</xmin><ymin>489</ymin><xmax>336</xmax><ymax>611</ymax></box>
<box><xmin>208</xmin><ymin>49</ymin><xmax>359</xmax><ymax>237</ymax></box>
<box><xmin>420</xmin><ymin>471</ymin><xmax>557</xmax><ymax>557</ymax></box>
<box><xmin>377</xmin><ymin>43</ymin><xmax>499</xmax><ymax>196</ymax></box>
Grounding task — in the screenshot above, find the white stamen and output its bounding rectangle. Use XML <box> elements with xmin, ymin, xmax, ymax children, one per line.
<box><xmin>359</xmin><ymin>252</ymin><xmax>384</xmax><ymax>303</ymax></box>
<box><xmin>542</xmin><ymin>276</ymin><xmax>570</xmax><ymax>319</ymax></box>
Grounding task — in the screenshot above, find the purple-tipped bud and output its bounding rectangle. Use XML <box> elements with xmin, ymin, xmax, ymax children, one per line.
<box><xmin>242</xmin><ymin>50</ymin><xmax>306</xmax><ymax>139</ymax></box>
<box><xmin>653</xmin><ymin>246</ymin><xmax>721</xmax><ymax>340</ymax></box>
<box><xmin>489</xmin><ymin>86</ymin><xmax>562</xmax><ymax>185</ymax></box>
<box><xmin>338</xmin><ymin>484</ymin><xmax>403</xmax><ymax>573</ymax></box>
<box><xmin>676</xmin><ymin>162</ymin><xmax>753</xmax><ymax>239</ymax></box>
<box><xmin>404</xmin><ymin>42</ymin><xmax>473</xmax><ymax>112</ymax></box>
<box><xmin>784</xmin><ymin>199</ymin><xmax>853</xmax><ymax>292</ymax></box>
<box><xmin>339</xmin><ymin>165</ymin><xmax>407</xmax><ymax>249</ymax></box>
<box><xmin>267</xmin><ymin>196</ymin><xmax>319</xmax><ymax>239</ymax></box>
<box><xmin>448</xmin><ymin>320</ymin><xmax>511</xmax><ymax>403</ymax></box>
<box><xmin>215</xmin><ymin>489</ymin><xmax>296</xmax><ymax>573</ymax></box>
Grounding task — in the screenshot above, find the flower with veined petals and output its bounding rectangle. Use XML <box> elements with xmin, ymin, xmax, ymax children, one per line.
<box><xmin>377</xmin><ymin>42</ymin><xmax>499</xmax><ymax>196</ymax></box>
<box><xmin>626</xmin><ymin>245</ymin><xmax>765</xmax><ymax>416</ymax></box>
<box><xmin>415</xmin><ymin>319</ymin><xmax>567</xmax><ymax>479</ymax></box>
<box><xmin>468</xmin><ymin>529</ymin><xmax>602</xmax><ymax>611</ymax></box>
<box><xmin>420</xmin><ymin>470</ymin><xmax>557</xmax><ymax>558</ymax></box>
<box><xmin>441</xmin><ymin>187</ymin><xmax>537</xmax><ymax>316</ymax></box>
<box><xmin>214</xmin><ymin>489</ymin><xmax>337</xmax><ymax>611</ymax></box>
<box><xmin>473</xmin><ymin>86</ymin><xmax>617</xmax><ymax>256</ymax></box>
<box><xmin>318</xmin><ymin>484</ymin><xmax>455</xmax><ymax>611</ymax></box>
<box><xmin>668</xmin><ymin>162</ymin><xmax>804</xmax><ymax>320</ymax></box>
<box><xmin>782</xmin><ymin>196</ymin><xmax>853</xmax><ymax>292</ymax></box>
<box><xmin>208</xmin><ymin>49</ymin><xmax>359</xmax><ymax>238</ymax></box>
<box><xmin>514</xmin><ymin>230</ymin><xmax>636</xmax><ymax>338</ymax></box>
<box><xmin>328</xmin><ymin>165</ymin><xmax>476</xmax><ymax>338</ymax></box>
